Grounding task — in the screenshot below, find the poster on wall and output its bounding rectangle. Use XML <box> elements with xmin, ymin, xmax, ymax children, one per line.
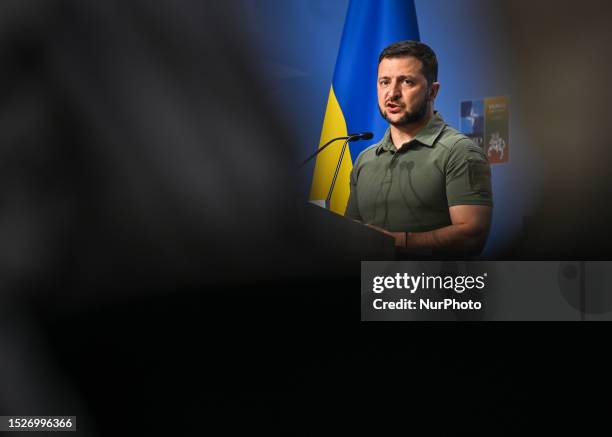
<box><xmin>460</xmin><ymin>96</ymin><xmax>509</xmax><ymax>164</ymax></box>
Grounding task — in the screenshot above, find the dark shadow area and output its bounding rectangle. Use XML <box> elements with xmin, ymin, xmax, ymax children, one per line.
<box><xmin>499</xmin><ymin>0</ymin><xmax>612</xmax><ymax>259</ymax></box>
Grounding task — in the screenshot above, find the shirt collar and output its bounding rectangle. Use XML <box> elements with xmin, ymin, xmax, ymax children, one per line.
<box><xmin>375</xmin><ymin>112</ymin><xmax>446</xmax><ymax>155</ymax></box>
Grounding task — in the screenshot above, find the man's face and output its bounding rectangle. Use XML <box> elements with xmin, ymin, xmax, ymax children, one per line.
<box><xmin>377</xmin><ymin>56</ymin><xmax>435</xmax><ymax>126</ymax></box>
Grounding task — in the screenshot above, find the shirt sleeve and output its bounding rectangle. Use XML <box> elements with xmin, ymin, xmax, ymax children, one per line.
<box><xmin>445</xmin><ymin>138</ymin><xmax>493</xmax><ymax>207</ymax></box>
<box><xmin>344</xmin><ymin>164</ymin><xmax>363</xmax><ymax>220</ymax></box>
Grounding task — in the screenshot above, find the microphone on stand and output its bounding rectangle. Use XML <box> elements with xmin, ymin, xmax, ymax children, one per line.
<box><xmin>299</xmin><ymin>132</ymin><xmax>374</xmax><ymax>169</ymax></box>
<box><xmin>299</xmin><ymin>131</ymin><xmax>373</xmax><ymax>209</ymax></box>
<box><xmin>326</xmin><ymin>132</ymin><xmax>373</xmax><ymax>209</ymax></box>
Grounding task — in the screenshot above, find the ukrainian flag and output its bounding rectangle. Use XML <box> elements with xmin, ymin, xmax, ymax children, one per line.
<box><xmin>309</xmin><ymin>0</ymin><xmax>420</xmax><ymax>214</ymax></box>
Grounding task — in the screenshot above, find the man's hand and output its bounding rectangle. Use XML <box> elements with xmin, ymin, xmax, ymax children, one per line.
<box><xmin>365</xmin><ymin>205</ymin><xmax>492</xmax><ymax>255</ymax></box>
<box><xmin>365</xmin><ymin>224</ymin><xmax>407</xmax><ymax>247</ymax></box>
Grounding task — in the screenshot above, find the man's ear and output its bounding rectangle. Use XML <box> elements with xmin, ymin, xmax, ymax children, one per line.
<box><xmin>430</xmin><ymin>82</ymin><xmax>440</xmax><ymax>100</ymax></box>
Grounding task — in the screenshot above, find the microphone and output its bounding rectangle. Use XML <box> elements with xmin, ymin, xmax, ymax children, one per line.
<box><xmin>299</xmin><ymin>132</ymin><xmax>374</xmax><ymax>168</ymax></box>
<box><xmin>326</xmin><ymin>132</ymin><xmax>374</xmax><ymax>207</ymax></box>
<box><xmin>348</xmin><ymin>132</ymin><xmax>373</xmax><ymax>142</ymax></box>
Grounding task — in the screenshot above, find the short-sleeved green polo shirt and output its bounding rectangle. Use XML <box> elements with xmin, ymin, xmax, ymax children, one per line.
<box><xmin>345</xmin><ymin>112</ymin><xmax>492</xmax><ymax>232</ymax></box>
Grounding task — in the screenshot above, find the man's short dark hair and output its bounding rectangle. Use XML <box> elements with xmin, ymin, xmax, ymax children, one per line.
<box><xmin>378</xmin><ymin>40</ymin><xmax>438</xmax><ymax>86</ymax></box>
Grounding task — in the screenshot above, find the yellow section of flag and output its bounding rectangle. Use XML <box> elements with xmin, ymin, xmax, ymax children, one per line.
<box><xmin>308</xmin><ymin>86</ymin><xmax>353</xmax><ymax>214</ymax></box>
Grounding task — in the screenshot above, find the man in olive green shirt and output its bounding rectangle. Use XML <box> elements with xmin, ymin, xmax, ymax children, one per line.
<box><xmin>345</xmin><ymin>41</ymin><xmax>492</xmax><ymax>255</ymax></box>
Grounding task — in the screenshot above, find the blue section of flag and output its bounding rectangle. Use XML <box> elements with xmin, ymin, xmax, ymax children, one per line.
<box><xmin>332</xmin><ymin>0</ymin><xmax>420</xmax><ymax>161</ymax></box>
